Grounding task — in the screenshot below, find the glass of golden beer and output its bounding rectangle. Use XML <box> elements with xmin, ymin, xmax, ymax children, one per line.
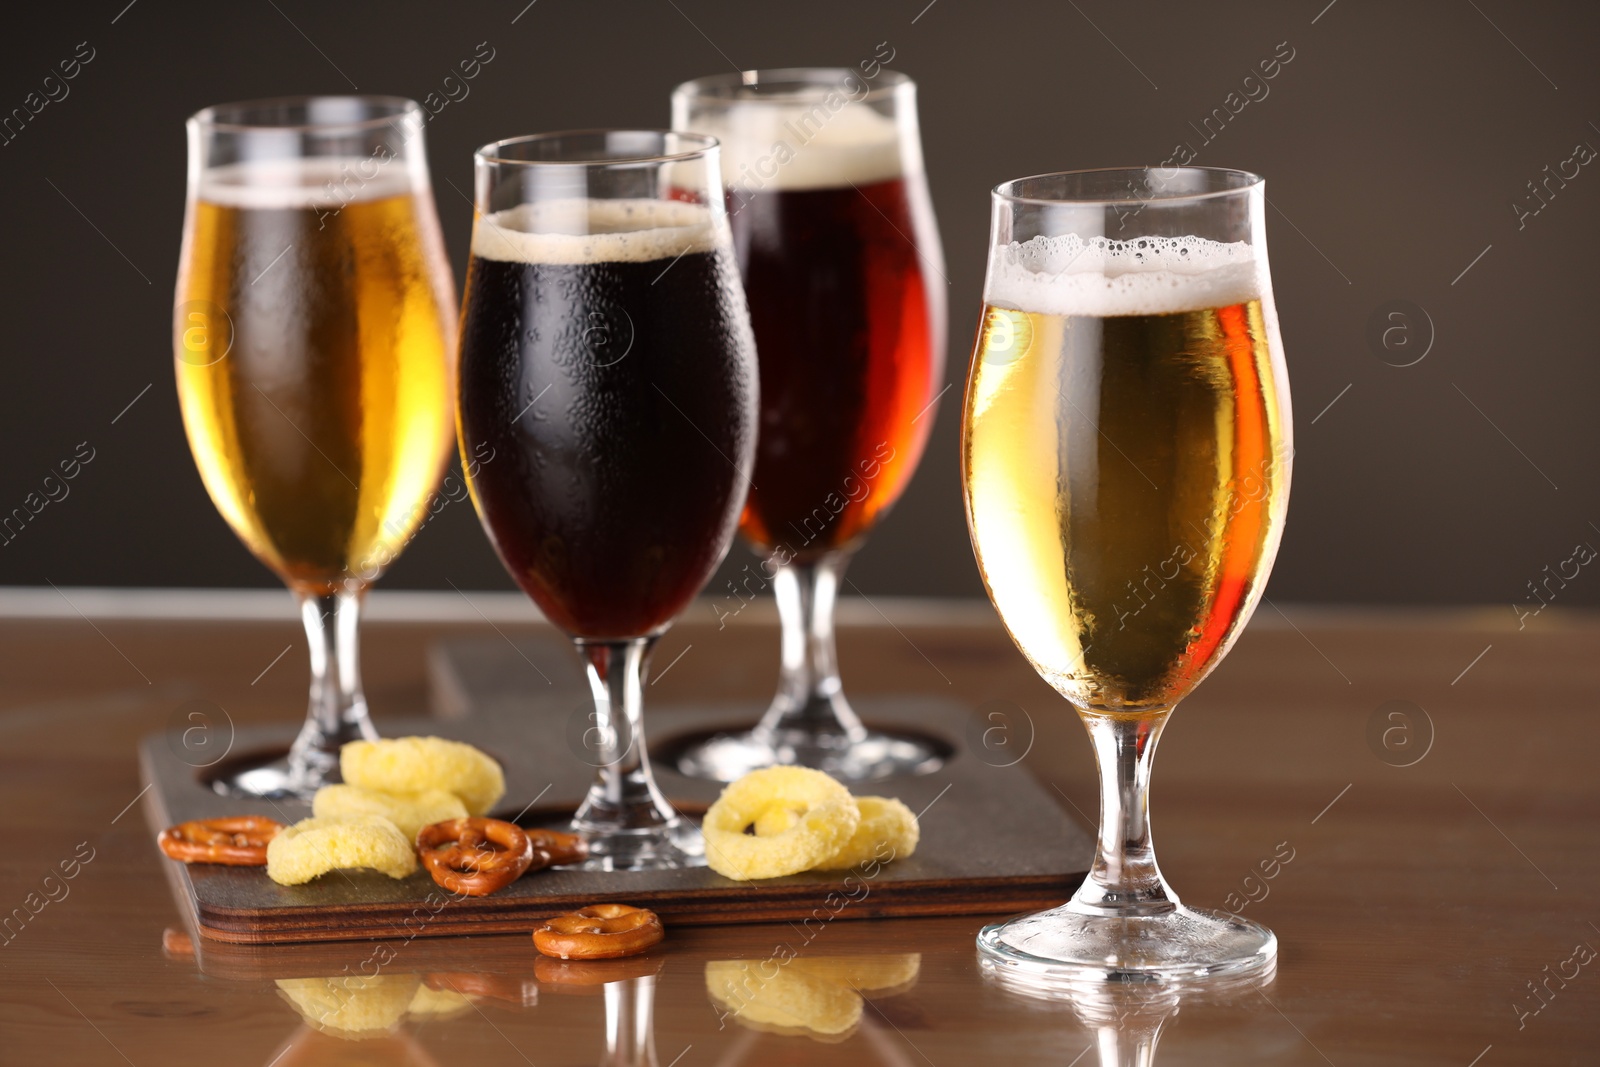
<box><xmin>964</xmin><ymin>167</ymin><xmax>1291</xmax><ymax>983</ymax></box>
<box><xmin>174</xmin><ymin>97</ymin><xmax>456</xmax><ymax>798</ymax></box>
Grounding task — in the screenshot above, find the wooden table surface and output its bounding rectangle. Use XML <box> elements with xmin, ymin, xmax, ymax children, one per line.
<box><xmin>0</xmin><ymin>592</ymin><xmax>1595</xmax><ymax>1065</ymax></box>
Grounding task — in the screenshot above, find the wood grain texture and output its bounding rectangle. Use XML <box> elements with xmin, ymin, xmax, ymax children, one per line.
<box><xmin>0</xmin><ymin>601</ymin><xmax>1596</xmax><ymax>1065</ymax></box>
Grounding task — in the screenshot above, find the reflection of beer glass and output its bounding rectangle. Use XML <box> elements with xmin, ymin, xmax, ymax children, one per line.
<box><xmin>457</xmin><ymin>132</ymin><xmax>757</xmax><ymax>869</ymax></box>
<box><xmin>671</xmin><ymin>69</ymin><xmax>947</xmax><ymax>782</ymax></box>
<box><xmin>964</xmin><ymin>168</ymin><xmax>1291</xmax><ymax>982</ymax></box>
<box><xmin>982</xmin><ymin>959</ymin><xmax>1275</xmax><ymax>1066</ymax></box>
<box><xmin>175</xmin><ymin>97</ymin><xmax>456</xmax><ymax>798</ymax></box>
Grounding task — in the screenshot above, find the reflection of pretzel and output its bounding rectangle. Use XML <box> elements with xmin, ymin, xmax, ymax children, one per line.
<box><xmin>158</xmin><ymin>816</ymin><xmax>283</xmax><ymax>866</ymax></box>
<box><xmin>526</xmin><ymin>828</ymin><xmax>588</xmax><ymax>867</ymax></box>
<box><xmin>417</xmin><ymin>818</ymin><xmax>539</xmax><ymax>896</ymax></box>
<box><xmin>426</xmin><ymin>972</ymin><xmax>539</xmax><ymax>1008</ymax></box>
<box><xmin>534</xmin><ymin>952</ymin><xmax>665</xmax><ymax>989</ymax></box>
<box><xmin>533</xmin><ymin>904</ymin><xmax>664</xmax><ymax>960</ymax></box>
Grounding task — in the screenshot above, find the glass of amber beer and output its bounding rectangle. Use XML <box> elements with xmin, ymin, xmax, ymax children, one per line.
<box><xmin>174</xmin><ymin>97</ymin><xmax>456</xmax><ymax>798</ymax></box>
<box><xmin>457</xmin><ymin>131</ymin><xmax>758</xmax><ymax>869</ymax></box>
<box><xmin>964</xmin><ymin>168</ymin><xmax>1291</xmax><ymax>983</ymax></box>
<box><xmin>670</xmin><ymin>68</ymin><xmax>947</xmax><ymax>782</ymax></box>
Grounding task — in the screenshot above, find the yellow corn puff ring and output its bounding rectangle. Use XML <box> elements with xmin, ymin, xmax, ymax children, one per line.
<box><xmin>312</xmin><ymin>784</ymin><xmax>468</xmax><ymax>844</ymax></box>
<box><xmin>751</xmin><ymin>801</ymin><xmax>801</xmax><ymax>837</ymax></box>
<box><xmin>705</xmin><ymin>960</ymin><xmax>862</xmax><ymax>1040</ymax></box>
<box><xmin>340</xmin><ymin>736</ymin><xmax>505</xmax><ymax>817</ymax></box>
<box><xmin>814</xmin><ymin>796</ymin><xmax>919</xmax><ymax>871</ymax></box>
<box><xmin>265</xmin><ymin>815</ymin><xmax>418</xmax><ymax>886</ymax></box>
<box><xmin>275</xmin><ymin>974</ymin><xmax>421</xmax><ymax>1036</ymax></box>
<box><xmin>702</xmin><ymin>767</ymin><xmax>859</xmax><ymax>881</ymax></box>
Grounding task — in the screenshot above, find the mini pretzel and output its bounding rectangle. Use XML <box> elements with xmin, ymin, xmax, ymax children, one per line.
<box><xmin>417</xmin><ymin>818</ymin><xmax>539</xmax><ymax>896</ymax></box>
<box><xmin>532</xmin><ymin>904</ymin><xmax>664</xmax><ymax>960</ymax></box>
<box><xmin>158</xmin><ymin>815</ymin><xmax>283</xmax><ymax>866</ymax></box>
<box><xmin>526</xmin><ymin>828</ymin><xmax>588</xmax><ymax>867</ymax></box>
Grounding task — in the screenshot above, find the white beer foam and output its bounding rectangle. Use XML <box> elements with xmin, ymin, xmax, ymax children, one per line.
<box><xmin>986</xmin><ymin>234</ymin><xmax>1263</xmax><ymax>317</ymax></box>
<box><xmin>471</xmin><ymin>199</ymin><xmax>727</xmax><ymax>265</ymax></box>
<box><xmin>698</xmin><ymin>99</ymin><xmax>906</xmax><ymax>191</ymax></box>
<box><xmin>198</xmin><ymin>158</ymin><xmax>417</xmax><ymax>209</ymax></box>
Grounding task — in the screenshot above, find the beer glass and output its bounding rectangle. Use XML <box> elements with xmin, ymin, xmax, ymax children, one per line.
<box><xmin>175</xmin><ymin>96</ymin><xmax>456</xmax><ymax>798</ymax></box>
<box><xmin>964</xmin><ymin>168</ymin><xmax>1291</xmax><ymax>981</ymax></box>
<box><xmin>457</xmin><ymin>131</ymin><xmax>758</xmax><ymax>869</ymax></box>
<box><xmin>671</xmin><ymin>68</ymin><xmax>947</xmax><ymax>782</ymax></box>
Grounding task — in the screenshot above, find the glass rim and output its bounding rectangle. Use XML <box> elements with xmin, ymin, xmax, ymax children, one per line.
<box><xmin>475</xmin><ymin>129</ymin><xmax>719</xmax><ymax>168</ymax></box>
<box><xmin>994</xmin><ymin>166</ymin><xmax>1265</xmax><ymax>208</ymax></box>
<box><xmin>673</xmin><ymin>67</ymin><xmax>911</xmax><ymax>105</ymax></box>
<box><xmin>187</xmin><ymin>94</ymin><xmax>421</xmax><ymax>134</ymax></box>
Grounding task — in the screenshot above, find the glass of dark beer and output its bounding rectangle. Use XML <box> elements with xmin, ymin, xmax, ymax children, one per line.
<box><xmin>670</xmin><ymin>68</ymin><xmax>947</xmax><ymax>782</ymax></box>
<box><xmin>175</xmin><ymin>97</ymin><xmax>457</xmax><ymax>798</ymax></box>
<box><xmin>457</xmin><ymin>131</ymin><xmax>758</xmax><ymax>869</ymax></box>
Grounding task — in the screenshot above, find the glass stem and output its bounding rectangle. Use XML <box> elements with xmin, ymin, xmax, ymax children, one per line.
<box><xmin>572</xmin><ymin>638</ymin><xmax>678</xmax><ymax>832</ymax></box>
<box><xmin>286</xmin><ymin>589</ymin><xmax>377</xmax><ymax>790</ymax></box>
<box><xmin>752</xmin><ymin>552</ymin><xmax>868</xmax><ymax>745</ymax></box>
<box><xmin>600</xmin><ymin>976</ymin><xmax>658</xmax><ymax>1067</ymax></box>
<box><xmin>1070</xmin><ymin>709</ymin><xmax>1179</xmax><ymax>916</ymax></box>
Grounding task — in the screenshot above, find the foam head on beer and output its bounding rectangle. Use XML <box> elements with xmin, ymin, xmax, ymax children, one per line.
<box><xmin>469</xmin><ymin>199</ymin><xmax>726</xmax><ymax>265</ymax></box>
<box><xmin>985</xmin><ymin>233</ymin><xmax>1263</xmax><ymax>318</ymax></box>
<box><xmin>197</xmin><ymin>158</ymin><xmax>423</xmax><ymax>211</ymax></box>
<box><xmin>693</xmin><ymin>98</ymin><xmax>909</xmax><ymax>192</ymax></box>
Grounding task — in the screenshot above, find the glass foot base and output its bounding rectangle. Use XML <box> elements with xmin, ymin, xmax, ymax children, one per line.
<box><xmin>673</xmin><ymin>727</ymin><xmax>945</xmax><ymax>783</ymax></box>
<box><xmin>977</xmin><ymin>903</ymin><xmax>1277</xmax><ymax>988</ymax></box>
<box><xmin>207</xmin><ymin>753</ymin><xmax>331</xmax><ymax>801</ymax></box>
<box><xmin>571</xmin><ymin>816</ymin><xmax>707</xmax><ymax>872</ymax></box>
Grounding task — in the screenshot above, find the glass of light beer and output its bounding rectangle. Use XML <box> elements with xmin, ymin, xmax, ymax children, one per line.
<box><xmin>670</xmin><ymin>68</ymin><xmax>947</xmax><ymax>782</ymax></box>
<box><xmin>964</xmin><ymin>167</ymin><xmax>1291</xmax><ymax>982</ymax></box>
<box><xmin>174</xmin><ymin>97</ymin><xmax>456</xmax><ymax>798</ymax></box>
<box><xmin>457</xmin><ymin>131</ymin><xmax>758</xmax><ymax>869</ymax></box>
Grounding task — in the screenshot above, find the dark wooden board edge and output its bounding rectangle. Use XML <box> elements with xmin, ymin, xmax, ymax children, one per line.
<box><xmin>189</xmin><ymin>875</ymin><xmax>1077</xmax><ymax>943</ymax></box>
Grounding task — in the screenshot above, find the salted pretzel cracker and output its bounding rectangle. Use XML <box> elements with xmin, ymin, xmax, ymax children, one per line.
<box><xmin>702</xmin><ymin>767</ymin><xmax>859</xmax><ymax>880</ymax></box>
<box><xmin>265</xmin><ymin>815</ymin><xmax>417</xmax><ymax>886</ymax></box>
<box><xmin>158</xmin><ymin>815</ymin><xmax>283</xmax><ymax>866</ymax></box>
<box><xmin>416</xmin><ymin>817</ymin><xmax>539</xmax><ymax>896</ymax></box>
<box><xmin>312</xmin><ymin>784</ymin><xmax>467</xmax><ymax>843</ymax></box>
<box><xmin>532</xmin><ymin>904</ymin><xmax>664</xmax><ymax>960</ymax></box>
<box><xmin>526</xmin><ymin>827</ymin><xmax>589</xmax><ymax>867</ymax></box>
<box><xmin>814</xmin><ymin>796</ymin><xmax>919</xmax><ymax>871</ymax></box>
<box><xmin>341</xmin><ymin>736</ymin><xmax>505</xmax><ymax>816</ymax></box>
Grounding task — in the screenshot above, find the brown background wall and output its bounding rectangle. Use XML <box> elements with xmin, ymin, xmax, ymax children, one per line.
<box><xmin>0</xmin><ymin>0</ymin><xmax>1594</xmax><ymax>612</ymax></box>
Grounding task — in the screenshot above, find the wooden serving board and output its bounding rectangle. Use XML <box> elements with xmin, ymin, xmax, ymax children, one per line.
<box><xmin>141</xmin><ymin>635</ymin><xmax>1091</xmax><ymax>945</ymax></box>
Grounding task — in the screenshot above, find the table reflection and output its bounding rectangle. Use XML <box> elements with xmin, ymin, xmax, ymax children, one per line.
<box><xmin>263</xmin><ymin>958</ymin><xmax>671</xmax><ymax>1066</ymax></box>
<box><xmin>705</xmin><ymin>953</ymin><xmax>922</xmax><ymax>1042</ymax></box>
<box><xmin>981</xmin><ymin>959</ymin><xmax>1276</xmax><ymax>1067</ymax></box>
<box><xmin>262</xmin><ymin>1024</ymin><xmax>443</xmax><ymax>1067</ymax></box>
